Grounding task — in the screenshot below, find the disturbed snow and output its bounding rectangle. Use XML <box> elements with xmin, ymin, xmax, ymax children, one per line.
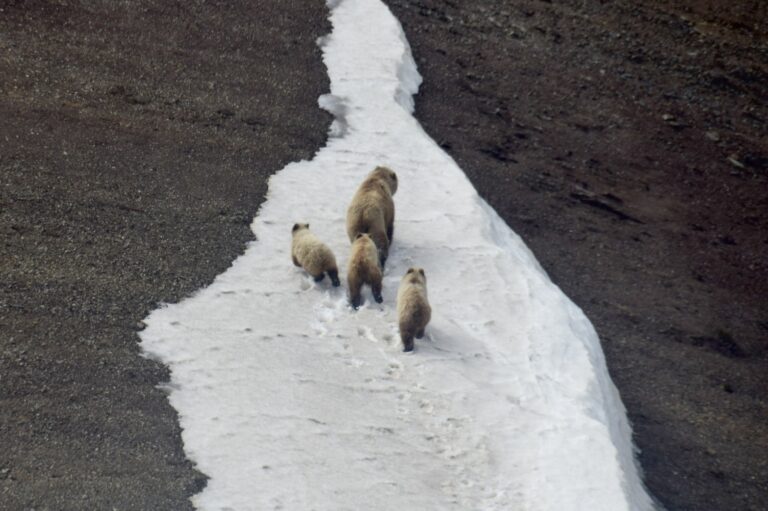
<box><xmin>141</xmin><ymin>0</ymin><xmax>656</xmax><ymax>510</ymax></box>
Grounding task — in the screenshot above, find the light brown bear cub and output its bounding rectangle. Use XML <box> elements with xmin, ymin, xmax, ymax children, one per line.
<box><xmin>291</xmin><ymin>223</ymin><xmax>340</xmax><ymax>287</ymax></box>
<box><xmin>346</xmin><ymin>166</ymin><xmax>398</xmax><ymax>268</ymax></box>
<box><xmin>397</xmin><ymin>267</ymin><xmax>431</xmax><ymax>352</ymax></box>
<box><xmin>347</xmin><ymin>233</ymin><xmax>383</xmax><ymax>309</ymax></box>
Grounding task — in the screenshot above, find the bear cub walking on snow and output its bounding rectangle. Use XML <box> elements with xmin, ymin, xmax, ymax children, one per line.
<box><xmin>291</xmin><ymin>223</ymin><xmax>340</xmax><ymax>287</ymax></box>
<box><xmin>346</xmin><ymin>166</ymin><xmax>398</xmax><ymax>268</ymax></box>
<box><xmin>397</xmin><ymin>267</ymin><xmax>431</xmax><ymax>352</ymax></box>
<box><xmin>347</xmin><ymin>233</ymin><xmax>383</xmax><ymax>309</ymax></box>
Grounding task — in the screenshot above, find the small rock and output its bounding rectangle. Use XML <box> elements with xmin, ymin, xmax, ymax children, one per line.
<box><xmin>126</xmin><ymin>95</ymin><xmax>151</xmax><ymax>105</ymax></box>
<box><xmin>705</xmin><ymin>131</ymin><xmax>720</xmax><ymax>142</ymax></box>
<box><xmin>719</xmin><ymin>235</ymin><xmax>736</xmax><ymax>245</ymax></box>
<box><xmin>727</xmin><ymin>155</ymin><xmax>745</xmax><ymax>169</ymax></box>
<box><xmin>108</xmin><ymin>84</ymin><xmax>127</xmax><ymax>95</ymax></box>
<box><xmin>661</xmin><ymin>113</ymin><xmax>688</xmax><ymax>129</ymax></box>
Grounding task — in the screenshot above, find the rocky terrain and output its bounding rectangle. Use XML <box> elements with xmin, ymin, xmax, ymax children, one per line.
<box><xmin>386</xmin><ymin>1</ymin><xmax>768</xmax><ymax>510</ymax></box>
<box><xmin>0</xmin><ymin>1</ymin><xmax>329</xmax><ymax>509</ymax></box>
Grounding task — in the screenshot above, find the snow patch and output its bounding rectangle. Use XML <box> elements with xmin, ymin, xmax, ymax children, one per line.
<box><xmin>318</xmin><ymin>93</ymin><xmax>349</xmax><ymax>138</ymax></box>
<box><xmin>141</xmin><ymin>0</ymin><xmax>656</xmax><ymax>510</ymax></box>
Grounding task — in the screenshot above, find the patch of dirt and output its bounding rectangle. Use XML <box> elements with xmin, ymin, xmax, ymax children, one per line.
<box><xmin>0</xmin><ymin>1</ymin><xmax>330</xmax><ymax>509</ymax></box>
<box><xmin>386</xmin><ymin>1</ymin><xmax>768</xmax><ymax>510</ymax></box>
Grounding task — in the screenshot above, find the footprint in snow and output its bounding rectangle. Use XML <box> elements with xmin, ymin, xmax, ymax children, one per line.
<box><xmin>357</xmin><ymin>326</ymin><xmax>378</xmax><ymax>343</ymax></box>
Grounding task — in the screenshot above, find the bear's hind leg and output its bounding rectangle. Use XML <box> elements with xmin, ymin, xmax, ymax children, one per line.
<box><xmin>400</xmin><ymin>328</ymin><xmax>415</xmax><ymax>352</ymax></box>
<box><xmin>371</xmin><ymin>274</ymin><xmax>383</xmax><ymax>304</ymax></box>
<box><xmin>328</xmin><ymin>268</ymin><xmax>340</xmax><ymax>287</ymax></box>
<box><xmin>348</xmin><ymin>273</ymin><xmax>363</xmax><ymax>309</ymax></box>
<box><xmin>370</xmin><ymin>231</ymin><xmax>389</xmax><ymax>269</ymax></box>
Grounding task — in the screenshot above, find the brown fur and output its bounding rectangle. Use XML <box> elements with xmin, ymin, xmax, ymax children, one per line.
<box><xmin>347</xmin><ymin>233</ymin><xmax>383</xmax><ymax>308</ymax></box>
<box><xmin>291</xmin><ymin>223</ymin><xmax>340</xmax><ymax>286</ymax></box>
<box><xmin>346</xmin><ymin>166</ymin><xmax>398</xmax><ymax>267</ymax></box>
<box><xmin>397</xmin><ymin>267</ymin><xmax>431</xmax><ymax>352</ymax></box>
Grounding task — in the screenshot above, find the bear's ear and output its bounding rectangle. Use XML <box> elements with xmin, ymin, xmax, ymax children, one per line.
<box><xmin>305</xmin><ymin>223</ymin><xmax>309</xmax><ymax>229</ymax></box>
<box><xmin>419</xmin><ymin>268</ymin><xmax>425</xmax><ymax>277</ymax></box>
<box><xmin>292</xmin><ymin>223</ymin><xmax>300</xmax><ymax>232</ymax></box>
<box><xmin>355</xmin><ymin>233</ymin><xmax>364</xmax><ymax>240</ymax></box>
<box><xmin>406</xmin><ymin>268</ymin><xmax>414</xmax><ymax>274</ymax></box>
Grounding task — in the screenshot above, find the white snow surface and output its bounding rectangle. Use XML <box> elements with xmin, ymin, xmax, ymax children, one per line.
<box><xmin>140</xmin><ymin>1</ymin><xmax>656</xmax><ymax>510</ymax></box>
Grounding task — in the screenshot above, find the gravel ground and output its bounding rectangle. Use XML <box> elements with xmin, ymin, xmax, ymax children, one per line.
<box><xmin>386</xmin><ymin>1</ymin><xmax>768</xmax><ymax>510</ymax></box>
<box><xmin>0</xmin><ymin>1</ymin><xmax>329</xmax><ymax>509</ymax></box>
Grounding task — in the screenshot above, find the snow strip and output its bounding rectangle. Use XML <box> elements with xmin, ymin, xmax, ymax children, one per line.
<box><xmin>141</xmin><ymin>1</ymin><xmax>656</xmax><ymax>510</ymax></box>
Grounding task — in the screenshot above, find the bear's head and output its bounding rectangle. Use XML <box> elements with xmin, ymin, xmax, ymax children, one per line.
<box><xmin>371</xmin><ymin>165</ymin><xmax>398</xmax><ymax>195</ymax></box>
<box><xmin>405</xmin><ymin>267</ymin><xmax>426</xmax><ymax>284</ymax></box>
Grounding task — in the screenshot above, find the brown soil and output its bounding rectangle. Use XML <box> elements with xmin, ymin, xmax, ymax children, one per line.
<box><xmin>386</xmin><ymin>1</ymin><xmax>768</xmax><ymax>510</ymax></box>
<box><xmin>0</xmin><ymin>1</ymin><xmax>329</xmax><ymax>509</ymax></box>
